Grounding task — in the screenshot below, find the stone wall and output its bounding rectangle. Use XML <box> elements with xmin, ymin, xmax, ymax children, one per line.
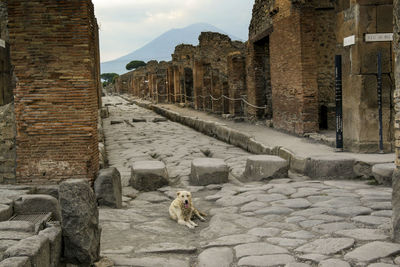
<box><xmin>8</xmin><ymin>0</ymin><xmax>100</xmax><ymax>184</ymax></box>
<box><xmin>0</xmin><ymin>103</ymin><xmax>15</xmax><ymax>183</ymax></box>
<box><xmin>0</xmin><ymin>2</ymin><xmax>12</xmax><ymax>106</ymax></box>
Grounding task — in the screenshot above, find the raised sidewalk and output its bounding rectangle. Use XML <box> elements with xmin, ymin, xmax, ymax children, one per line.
<box><xmin>123</xmin><ymin>95</ymin><xmax>394</xmax><ymax>181</ymax></box>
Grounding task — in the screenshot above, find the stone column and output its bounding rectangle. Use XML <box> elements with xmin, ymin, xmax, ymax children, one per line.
<box><xmin>393</xmin><ymin>0</ymin><xmax>400</xmax><ymax>243</ymax></box>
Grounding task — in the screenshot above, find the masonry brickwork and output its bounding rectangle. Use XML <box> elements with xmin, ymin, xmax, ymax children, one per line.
<box><xmin>7</xmin><ymin>0</ymin><xmax>100</xmax><ymax>184</ymax></box>
<box><xmin>0</xmin><ymin>2</ymin><xmax>12</xmax><ymax>106</ymax></box>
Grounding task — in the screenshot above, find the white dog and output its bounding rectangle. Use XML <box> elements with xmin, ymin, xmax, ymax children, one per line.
<box><xmin>169</xmin><ymin>190</ymin><xmax>206</xmax><ymax>229</ymax></box>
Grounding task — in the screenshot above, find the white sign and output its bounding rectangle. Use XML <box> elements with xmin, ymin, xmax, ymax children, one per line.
<box><xmin>0</xmin><ymin>39</ymin><xmax>5</xmax><ymax>48</ymax></box>
<box><xmin>343</xmin><ymin>35</ymin><xmax>355</xmax><ymax>47</ymax></box>
<box><xmin>365</xmin><ymin>33</ymin><xmax>393</xmax><ymax>42</ymax></box>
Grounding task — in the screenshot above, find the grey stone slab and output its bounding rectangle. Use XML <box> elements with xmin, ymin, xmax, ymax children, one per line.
<box><xmin>291</xmin><ymin>208</ymin><xmax>331</xmax><ymax>217</ymax></box>
<box><xmin>299</xmin><ymin>220</ymin><xmax>326</xmax><ymax>228</ymax></box>
<box><xmin>365</xmin><ymin>202</ymin><xmax>392</xmax><ymax>210</ymax></box>
<box><xmin>268</xmin><ymin>185</ymin><xmax>296</xmax><ymax>196</ymax></box>
<box><xmin>351</xmin><ymin>216</ymin><xmax>391</xmax><ymax>226</ymax></box>
<box><xmin>304</xmin><ymin>155</ymin><xmax>355</xmax><ymax>179</ymax></box>
<box><xmin>0</xmin><ymin>256</ymin><xmax>30</xmax><ymax>267</ymax></box>
<box><xmin>313</xmin><ymin>197</ymin><xmax>361</xmax><ymax>208</ymax></box>
<box><xmin>38</xmin><ymin>225</ymin><xmax>62</xmax><ymax>267</ymax></box>
<box><xmin>0</xmin><ymin>231</ymin><xmax>33</xmax><ymax>241</ymax></box>
<box><xmin>286</xmin><ymin>263</ymin><xmax>311</xmax><ymax>267</ymax></box>
<box><xmin>240</xmin><ymin>201</ymin><xmax>268</xmax><ymax>212</ymax></box>
<box><xmin>254</xmin><ymin>206</ymin><xmax>294</xmax><ymax>215</ymax></box>
<box><xmin>295</xmin><ymin>238</ymin><xmax>354</xmax><ymax>255</ymax></box>
<box><xmin>282</xmin><ymin>230</ymin><xmax>315</xmax><ymax>240</ymax></box>
<box><xmin>241</xmin><ymin>155</ymin><xmax>288</xmax><ymax>182</ymax></box>
<box><xmin>198</xmin><ymin>247</ymin><xmax>233</xmax><ymax>267</ymax></box>
<box><xmin>309</xmin><ymin>214</ymin><xmax>344</xmax><ymax>222</ymax></box>
<box><xmin>394</xmin><ymin>255</ymin><xmax>400</xmax><ymax>265</ymax></box>
<box><xmin>297</xmin><ymin>254</ymin><xmax>328</xmax><ymax>263</ymax></box>
<box><xmin>328</xmin><ymin>206</ymin><xmax>372</xmax><ymax>217</ymax></box>
<box><xmin>136</xmin><ymin>243</ymin><xmax>196</xmax><ymax>254</ymax></box>
<box><xmin>266</xmin><ymin>238</ymin><xmax>307</xmax><ymax>248</ymax></box>
<box><xmin>216</xmin><ymin>195</ymin><xmax>255</xmax><ymax>207</ymax></box>
<box><xmin>271</xmin><ymin>198</ymin><xmax>311</xmax><ymax>209</ymax></box>
<box><xmin>0</xmin><ymin>240</ymin><xmax>18</xmax><ymax>252</ymax></box>
<box><xmin>318</xmin><ymin>259</ymin><xmax>351</xmax><ymax>267</ymax></box>
<box><xmin>190</xmin><ymin>158</ymin><xmax>228</xmax><ymax>186</ymax></box>
<box><xmin>203</xmin><ymin>234</ymin><xmax>259</xmax><ymax>248</ymax></box>
<box><xmin>367</xmin><ymin>264</ymin><xmax>398</xmax><ymax>267</ymax></box>
<box><xmin>285</xmin><ymin>216</ymin><xmax>306</xmax><ymax>223</ymax></box>
<box><xmin>247</xmin><ymin>228</ymin><xmax>281</xmax><ymax>238</ymax></box>
<box><xmin>238</xmin><ymin>254</ymin><xmax>295</xmax><ymax>266</ymax></box>
<box><xmin>371</xmin><ymin>210</ymin><xmax>392</xmax><ymax>217</ymax></box>
<box><xmin>312</xmin><ymin>222</ymin><xmax>356</xmax><ymax>234</ymax></box>
<box><xmin>13</xmin><ymin>194</ymin><xmax>61</xmax><ymax>221</ymax></box>
<box><xmin>335</xmin><ymin>228</ymin><xmax>388</xmax><ymax>241</ymax></box>
<box><xmin>344</xmin><ymin>241</ymin><xmax>400</xmax><ymax>262</ymax></box>
<box><xmin>235</xmin><ymin>242</ymin><xmax>288</xmax><ymax>258</ymax></box>
<box><xmin>372</xmin><ymin>163</ymin><xmax>395</xmax><ymax>186</ymax></box>
<box><xmin>109</xmin><ymin>255</ymin><xmax>190</xmax><ymax>267</ymax></box>
<box><xmin>255</xmin><ymin>193</ymin><xmax>287</xmax><ymax>202</ymax></box>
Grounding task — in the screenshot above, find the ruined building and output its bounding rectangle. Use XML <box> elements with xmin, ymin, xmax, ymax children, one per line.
<box><xmin>0</xmin><ymin>0</ymin><xmax>101</xmax><ymax>184</ymax></box>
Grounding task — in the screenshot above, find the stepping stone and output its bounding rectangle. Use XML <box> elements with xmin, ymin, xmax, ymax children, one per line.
<box><xmin>129</xmin><ymin>161</ymin><xmax>169</xmax><ymax>191</ymax></box>
<box><xmin>295</xmin><ymin>238</ymin><xmax>354</xmax><ymax>255</ymax></box>
<box><xmin>234</xmin><ymin>242</ymin><xmax>288</xmax><ymax>258</ymax></box>
<box><xmin>344</xmin><ymin>241</ymin><xmax>400</xmax><ymax>262</ymax></box>
<box><xmin>190</xmin><ymin>158</ymin><xmax>228</xmax><ymax>186</ymax></box>
<box><xmin>95</xmin><ymin>167</ymin><xmax>122</xmax><ymax>208</ymax></box>
<box><xmin>241</xmin><ymin>155</ymin><xmax>288</xmax><ymax>182</ymax></box>
<box><xmin>372</xmin><ymin>163</ymin><xmax>395</xmax><ymax>186</ymax></box>
<box><xmin>304</xmin><ymin>155</ymin><xmax>355</xmax><ymax>179</ymax></box>
<box><xmin>198</xmin><ymin>247</ymin><xmax>233</xmax><ymax>267</ymax></box>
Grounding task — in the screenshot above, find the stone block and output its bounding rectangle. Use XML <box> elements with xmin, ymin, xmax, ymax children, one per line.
<box><xmin>241</xmin><ymin>155</ymin><xmax>289</xmax><ymax>182</ymax></box>
<box><xmin>215</xmin><ymin>126</ymin><xmax>231</xmax><ymax>143</ymax></box>
<box><xmin>4</xmin><ymin>235</ymin><xmax>50</xmax><ymax>267</ymax></box>
<box><xmin>0</xmin><ymin>204</ymin><xmax>12</xmax><ymax>222</ymax></box>
<box><xmin>0</xmin><ymin>257</ymin><xmax>30</xmax><ymax>267</ymax></box>
<box><xmin>304</xmin><ymin>155</ymin><xmax>355</xmax><ymax>179</ymax></box>
<box><xmin>247</xmin><ymin>139</ymin><xmax>271</xmax><ymax>154</ymax></box>
<box><xmin>100</xmin><ymin>107</ymin><xmax>109</xmax><ymax>119</ymax></box>
<box><xmin>393</xmin><ymin>168</ymin><xmax>400</xmax><ymax>242</ymax></box>
<box><xmin>229</xmin><ymin>129</ymin><xmax>251</xmax><ymax>150</ymax></box>
<box><xmin>34</xmin><ymin>185</ymin><xmax>59</xmax><ymax>200</ymax></box>
<box><xmin>95</xmin><ymin>167</ymin><xmax>122</xmax><ymax>208</ymax></box>
<box><xmin>13</xmin><ymin>195</ymin><xmax>61</xmax><ymax>222</ymax></box>
<box><xmin>372</xmin><ymin>163</ymin><xmax>395</xmax><ymax>186</ymax></box>
<box><xmin>129</xmin><ymin>161</ymin><xmax>169</xmax><ymax>191</ymax></box>
<box><xmin>59</xmin><ymin>179</ymin><xmax>100</xmax><ymax>265</ymax></box>
<box><xmin>0</xmin><ymin>221</ymin><xmax>35</xmax><ymax>233</ymax></box>
<box><xmin>190</xmin><ymin>158</ymin><xmax>229</xmax><ymax>186</ymax></box>
<box><xmin>38</xmin><ymin>225</ymin><xmax>62</xmax><ymax>267</ymax></box>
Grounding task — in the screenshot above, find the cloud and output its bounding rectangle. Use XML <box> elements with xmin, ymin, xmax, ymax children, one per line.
<box><xmin>92</xmin><ymin>0</ymin><xmax>253</xmax><ymax>62</ymax></box>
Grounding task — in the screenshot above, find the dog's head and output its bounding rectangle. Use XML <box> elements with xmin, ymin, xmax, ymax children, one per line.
<box><xmin>177</xmin><ymin>190</ymin><xmax>192</xmax><ymax>209</ymax></box>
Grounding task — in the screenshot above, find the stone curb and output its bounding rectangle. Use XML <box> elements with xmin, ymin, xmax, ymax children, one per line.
<box><xmin>130</xmin><ymin>99</ymin><xmax>382</xmax><ymax>180</ymax></box>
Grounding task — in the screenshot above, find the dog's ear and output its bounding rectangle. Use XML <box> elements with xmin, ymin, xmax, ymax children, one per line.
<box><xmin>177</xmin><ymin>191</ymin><xmax>181</xmax><ymax>197</ymax></box>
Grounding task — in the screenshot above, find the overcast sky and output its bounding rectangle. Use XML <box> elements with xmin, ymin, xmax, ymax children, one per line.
<box><xmin>92</xmin><ymin>0</ymin><xmax>254</xmax><ymax>62</ymax></box>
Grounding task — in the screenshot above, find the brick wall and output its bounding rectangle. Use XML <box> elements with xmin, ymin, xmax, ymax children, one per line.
<box><xmin>0</xmin><ymin>2</ymin><xmax>12</xmax><ymax>106</ymax></box>
<box><xmin>228</xmin><ymin>52</ymin><xmax>246</xmax><ymax>115</ymax></box>
<box><xmin>8</xmin><ymin>0</ymin><xmax>100</xmax><ymax>184</ymax></box>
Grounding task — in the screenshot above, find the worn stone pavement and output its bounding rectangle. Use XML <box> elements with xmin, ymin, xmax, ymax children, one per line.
<box><xmin>100</xmin><ymin>96</ymin><xmax>400</xmax><ymax>267</ymax></box>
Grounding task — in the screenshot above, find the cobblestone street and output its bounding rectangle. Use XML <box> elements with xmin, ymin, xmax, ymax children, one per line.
<box><xmin>100</xmin><ymin>96</ymin><xmax>400</xmax><ymax>267</ymax></box>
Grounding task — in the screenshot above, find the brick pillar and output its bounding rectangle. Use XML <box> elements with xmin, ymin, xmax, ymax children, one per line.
<box><xmin>193</xmin><ymin>60</ymin><xmax>204</xmax><ymax>110</ymax></box>
<box><xmin>392</xmin><ymin>0</ymin><xmax>400</xmax><ymax>242</ymax></box>
<box><xmin>8</xmin><ymin>0</ymin><xmax>99</xmax><ymax>184</ymax></box>
<box><xmin>228</xmin><ymin>52</ymin><xmax>246</xmax><ymax>116</ymax></box>
<box><xmin>211</xmin><ymin>69</ymin><xmax>222</xmax><ymax>114</ymax></box>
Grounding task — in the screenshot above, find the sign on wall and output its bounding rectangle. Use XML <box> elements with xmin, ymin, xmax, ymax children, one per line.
<box><xmin>365</xmin><ymin>33</ymin><xmax>393</xmax><ymax>42</ymax></box>
<box><xmin>343</xmin><ymin>35</ymin><xmax>355</xmax><ymax>47</ymax></box>
<box><xmin>0</xmin><ymin>39</ymin><xmax>5</xmax><ymax>48</ymax></box>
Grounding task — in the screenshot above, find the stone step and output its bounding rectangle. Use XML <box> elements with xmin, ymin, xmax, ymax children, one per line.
<box><xmin>241</xmin><ymin>155</ymin><xmax>289</xmax><ymax>182</ymax></box>
<box><xmin>130</xmin><ymin>161</ymin><xmax>169</xmax><ymax>191</ymax></box>
<box><xmin>372</xmin><ymin>163</ymin><xmax>395</xmax><ymax>186</ymax></box>
<box><xmin>190</xmin><ymin>158</ymin><xmax>228</xmax><ymax>186</ymax></box>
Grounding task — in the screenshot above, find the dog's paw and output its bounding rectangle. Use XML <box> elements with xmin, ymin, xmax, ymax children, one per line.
<box><xmin>200</xmin><ymin>218</ymin><xmax>206</xmax><ymax>222</ymax></box>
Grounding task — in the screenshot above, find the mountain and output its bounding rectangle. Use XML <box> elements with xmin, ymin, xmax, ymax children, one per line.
<box><xmin>100</xmin><ymin>23</ymin><xmax>243</xmax><ymax>75</ymax></box>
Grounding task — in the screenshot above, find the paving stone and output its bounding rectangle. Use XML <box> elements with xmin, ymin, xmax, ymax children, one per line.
<box><xmin>247</xmin><ymin>228</ymin><xmax>281</xmax><ymax>238</ymax></box>
<box><xmin>136</xmin><ymin>243</ymin><xmax>196</xmax><ymax>254</ymax></box>
<box><xmin>235</xmin><ymin>242</ymin><xmax>288</xmax><ymax>258</ymax></box>
<box><xmin>285</xmin><ymin>216</ymin><xmax>306</xmax><ymax>223</ymax></box>
<box><xmin>268</xmin><ymin>185</ymin><xmax>296</xmax><ymax>196</ymax></box>
<box><xmin>344</xmin><ymin>241</ymin><xmax>400</xmax><ymax>262</ymax></box>
<box><xmin>394</xmin><ymin>255</ymin><xmax>400</xmax><ymax>265</ymax></box>
<box><xmin>198</xmin><ymin>247</ymin><xmax>233</xmax><ymax>267</ymax></box>
<box><xmin>203</xmin><ymin>234</ymin><xmax>259</xmax><ymax>248</ymax></box>
<box><xmin>241</xmin><ymin>155</ymin><xmax>289</xmax><ymax>182</ymax></box>
<box><xmin>297</xmin><ymin>254</ymin><xmax>328</xmax><ymax>263</ymax></box>
<box><xmin>234</xmin><ymin>216</ymin><xmax>265</xmax><ymax>229</ymax></box>
<box><xmin>367</xmin><ymin>263</ymin><xmax>398</xmax><ymax>267</ymax></box>
<box><xmin>130</xmin><ymin>161</ymin><xmax>169</xmax><ymax>191</ymax></box>
<box><xmin>240</xmin><ymin>201</ymin><xmax>268</xmax><ymax>212</ymax></box>
<box><xmin>0</xmin><ymin>239</ymin><xmax>19</xmax><ymax>252</ymax></box>
<box><xmin>372</xmin><ymin>163</ymin><xmax>395</xmax><ymax>186</ymax></box>
<box><xmin>271</xmin><ymin>198</ymin><xmax>311</xmax><ymax>209</ymax></box>
<box><xmin>190</xmin><ymin>158</ymin><xmax>228</xmax><ymax>186</ymax></box>
<box><xmin>309</xmin><ymin>214</ymin><xmax>344</xmax><ymax>222</ymax></box>
<box><xmin>282</xmin><ymin>230</ymin><xmax>315</xmax><ymax>240</ymax></box>
<box><xmin>255</xmin><ymin>193</ymin><xmax>287</xmax><ymax>202</ymax></box>
<box><xmin>313</xmin><ymin>197</ymin><xmax>361</xmax><ymax>208</ymax></box>
<box><xmin>265</xmin><ymin>222</ymin><xmax>300</xmax><ymax>231</ymax></box>
<box><xmin>109</xmin><ymin>255</ymin><xmax>190</xmax><ymax>267</ymax></box>
<box><xmin>291</xmin><ymin>188</ymin><xmax>321</xmax><ymax>198</ymax></box>
<box><xmin>208</xmin><ymin>207</ymin><xmax>239</xmax><ymax>216</ymax></box>
<box><xmin>329</xmin><ymin>206</ymin><xmax>372</xmax><ymax>217</ymax></box>
<box><xmin>263</xmin><ymin>215</ymin><xmax>283</xmax><ymax>222</ymax></box>
<box><xmin>351</xmin><ymin>216</ymin><xmax>391</xmax><ymax>226</ymax></box>
<box><xmin>335</xmin><ymin>228</ymin><xmax>388</xmax><ymax>241</ymax></box>
<box><xmin>0</xmin><ymin>231</ymin><xmax>33</xmax><ymax>241</ymax></box>
<box><xmin>266</xmin><ymin>238</ymin><xmax>307</xmax><ymax>248</ymax></box>
<box><xmin>367</xmin><ymin>202</ymin><xmax>392</xmax><ymax>210</ymax></box>
<box><xmin>299</xmin><ymin>220</ymin><xmax>326</xmax><ymax>228</ymax></box>
<box><xmin>318</xmin><ymin>259</ymin><xmax>350</xmax><ymax>267</ymax></box>
<box><xmin>312</xmin><ymin>222</ymin><xmax>356</xmax><ymax>234</ymax></box>
<box><xmin>135</xmin><ymin>192</ymin><xmax>170</xmax><ymax>203</ymax></box>
<box><xmin>291</xmin><ymin>208</ymin><xmax>331</xmax><ymax>217</ymax></box>
<box><xmin>371</xmin><ymin>210</ymin><xmax>392</xmax><ymax>217</ymax></box>
<box><xmin>0</xmin><ymin>204</ymin><xmax>12</xmax><ymax>222</ymax></box>
<box><xmin>254</xmin><ymin>206</ymin><xmax>294</xmax><ymax>215</ymax></box>
<box><xmin>295</xmin><ymin>238</ymin><xmax>354</xmax><ymax>255</ymax></box>
<box><xmin>216</xmin><ymin>195</ymin><xmax>255</xmax><ymax>206</ymax></box>
<box><xmin>285</xmin><ymin>263</ymin><xmax>311</xmax><ymax>267</ymax></box>
<box><xmin>238</xmin><ymin>254</ymin><xmax>295</xmax><ymax>266</ymax></box>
